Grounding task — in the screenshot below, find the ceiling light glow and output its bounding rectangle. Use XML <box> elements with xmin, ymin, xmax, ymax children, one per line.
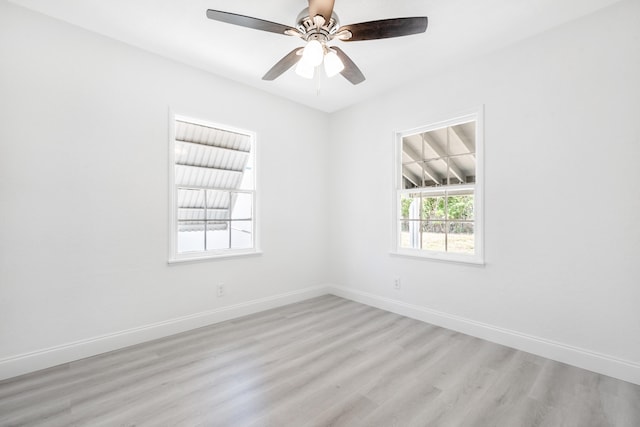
<box><xmin>323</xmin><ymin>50</ymin><xmax>344</xmax><ymax>77</ymax></box>
<box><xmin>302</xmin><ymin>40</ymin><xmax>324</xmax><ymax>67</ymax></box>
<box><xmin>295</xmin><ymin>60</ymin><xmax>315</xmax><ymax>79</ymax></box>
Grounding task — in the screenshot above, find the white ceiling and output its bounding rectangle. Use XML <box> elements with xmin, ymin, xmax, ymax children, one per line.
<box><xmin>9</xmin><ymin>0</ymin><xmax>622</xmax><ymax>112</ymax></box>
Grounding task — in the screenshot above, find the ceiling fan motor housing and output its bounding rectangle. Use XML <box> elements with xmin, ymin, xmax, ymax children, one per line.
<box><xmin>295</xmin><ymin>7</ymin><xmax>340</xmax><ymax>43</ymax></box>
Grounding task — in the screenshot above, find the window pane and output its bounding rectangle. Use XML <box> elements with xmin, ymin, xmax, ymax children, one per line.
<box><xmin>400</xmin><ymin>194</ymin><xmax>421</xmax><ymax>220</ymax></box>
<box><xmin>447</xmin><ymin>222</ymin><xmax>474</xmax><ymax>254</ymax></box>
<box><xmin>399</xmin><ymin>220</ymin><xmax>421</xmax><ymax>249</ymax></box>
<box><xmin>205</xmin><ymin>190</ymin><xmax>230</xmax><ymax>220</ymax></box>
<box><xmin>402</xmin><ymin>134</ymin><xmax>436</xmax><ymax>162</ymax></box>
<box><xmin>238</xmin><ymin>148</ymin><xmax>255</xmax><ymax>190</ymax></box>
<box><xmin>448</xmin><ymin>154</ymin><xmax>475</xmax><ymax>185</ymax></box>
<box><xmin>402</xmin><ymin>161</ymin><xmax>425</xmax><ymax>189</ymax></box>
<box><xmin>177</xmin><ymin>188</ymin><xmax>204</xmax><ymax>221</ymax></box>
<box><xmin>401</xmin><ymin>149</ymin><xmax>417</xmax><ymax>165</ymax></box>
<box><xmin>421</xmin><ymin>129</ymin><xmax>446</xmax><ymax>160</ymax></box>
<box><xmin>446</xmin><ymin>193</ymin><xmax>474</xmax><ymax>221</ymax></box>
<box><xmin>422</xmin><ymin>195</ymin><xmax>446</xmax><ymax>221</ymax></box>
<box><xmin>422</xmin><ymin>221</ymin><xmax>446</xmax><ymax>252</ymax></box>
<box><xmin>177</xmin><ymin>188</ymin><xmax>205</xmax><ymax>253</ymax></box>
<box><xmin>177</xmin><ymin>224</ymin><xmax>205</xmax><ymax>253</ymax></box>
<box><xmin>206</xmin><ymin>221</ymin><xmax>230</xmax><ymax>250</ymax></box>
<box><xmin>231</xmin><ymin>220</ymin><xmax>253</xmax><ymax>249</ymax></box>
<box><xmin>424</xmin><ymin>159</ymin><xmax>447</xmax><ymax>186</ymax></box>
<box><xmin>448</xmin><ymin>122</ymin><xmax>476</xmax><ymax>156</ymax></box>
<box><xmin>231</xmin><ymin>193</ymin><xmax>252</xmax><ymax>220</ymax></box>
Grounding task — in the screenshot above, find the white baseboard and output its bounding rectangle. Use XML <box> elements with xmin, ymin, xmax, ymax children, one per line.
<box><xmin>0</xmin><ymin>285</ymin><xmax>328</xmax><ymax>382</ymax></box>
<box><xmin>328</xmin><ymin>285</ymin><xmax>640</xmax><ymax>386</ymax></box>
<box><xmin>3</xmin><ymin>284</ymin><xmax>638</xmax><ymax>386</ymax></box>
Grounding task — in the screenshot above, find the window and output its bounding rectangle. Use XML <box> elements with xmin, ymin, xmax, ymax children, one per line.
<box><xmin>169</xmin><ymin>115</ymin><xmax>258</xmax><ymax>262</ymax></box>
<box><xmin>393</xmin><ymin>108</ymin><xmax>483</xmax><ymax>264</ymax></box>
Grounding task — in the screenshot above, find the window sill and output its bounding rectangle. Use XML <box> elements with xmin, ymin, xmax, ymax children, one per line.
<box><xmin>389</xmin><ymin>249</ymin><xmax>485</xmax><ymax>266</ymax></box>
<box><xmin>168</xmin><ymin>249</ymin><xmax>263</xmax><ymax>265</ymax></box>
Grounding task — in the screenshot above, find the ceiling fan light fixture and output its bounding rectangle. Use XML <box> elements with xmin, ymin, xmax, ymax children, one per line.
<box><xmin>207</xmin><ymin>4</ymin><xmax>429</xmax><ymax>86</ymax></box>
<box><xmin>295</xmin><ymin>59</ymin><xmax>315</xmax><ymax>79</ymax></box>
<box><xmin>302</xmin><ymin>39</ymin><xmax>324</xmax><ymax>66</ymax></box>
<box><xmin>324</xmin><ymin>49</ymin><xmax>344</xmax><ymax>77</ymax></box>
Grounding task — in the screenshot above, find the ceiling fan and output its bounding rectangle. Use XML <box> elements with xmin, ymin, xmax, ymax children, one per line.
<box><xmin>206</xmin><ymin>0</ymin><xmax>428</xmax><ymax>85</ymax></box>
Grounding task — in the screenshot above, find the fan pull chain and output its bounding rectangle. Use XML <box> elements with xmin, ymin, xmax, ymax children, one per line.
<box><xmin>315</xmin><ymin>66</ymin><xmax>322</xmax><ymax>96</ymax></box>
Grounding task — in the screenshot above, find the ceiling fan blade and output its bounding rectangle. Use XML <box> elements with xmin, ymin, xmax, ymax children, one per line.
<box><xmin>206</xmin><ymin>9</ymin><xmax>295</xmax><ymax>35</ymax></box>
<box><xmin>308</xmin><ymin>0</ymin><xmax>335</xmax><ymax>23</ymax></box>
<box><xmin>331</xmin><ymin>47</ymin><xmax>365</xmax><ymax>85</ymax></box>
<box><xmin>340</xmin><ymin>17</ymin><xmax>428</xmax><ymax>41</ymax></box>
<box><xmin>262</xmin><ymin>48</ymin><xmax>302</xmax><ymax>81</ymax></box>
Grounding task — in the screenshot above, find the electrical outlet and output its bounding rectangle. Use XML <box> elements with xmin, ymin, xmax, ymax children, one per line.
<box><xmin>393</xmin><ymin>277</ymin><xmax>401</xmax><ymax>290</ymax></box>
<box><xmin>217</xmin><ymin>283</ymin><xmax>226</xmax><ymax>297</ymax></box>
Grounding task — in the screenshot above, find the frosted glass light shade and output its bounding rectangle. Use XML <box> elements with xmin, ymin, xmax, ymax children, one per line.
<box><xmin>302</xmin><ymin>40</ymin><xmax>324</xmax><ymax>67</ymax></box>
<box><xmin>324</xmin><ymin>50</ymin><xmax>344</xmax><ymax>77</ymax></box>
<box><xmin>295</xmin><ymin>60</ymin><xmax>315</xmax><ymax>79</ymax></box>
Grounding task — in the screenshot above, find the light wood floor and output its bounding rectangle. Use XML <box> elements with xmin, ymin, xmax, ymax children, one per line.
<box><xmin>1</xmin><ymin>295</ymin><xmax>639</xmax><ymax>426</ymax></box>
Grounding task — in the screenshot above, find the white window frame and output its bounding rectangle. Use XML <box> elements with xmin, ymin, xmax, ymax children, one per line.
<box><xmin>391</xmin><ymin>107</ymin><xmax>484</xmax><ymax>265</ymax></box>
<box><xmin>168</xmin><ymin>112</ymin><xmax>260</xmax><ymax>263</ymax></box>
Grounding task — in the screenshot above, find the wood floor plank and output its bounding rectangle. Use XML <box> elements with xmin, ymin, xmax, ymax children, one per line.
<box><xmin>303</xmin><ymin>394</ymin><xmax>378</xmax><ymax>427</ymax></box>
<box><xmin>1</xmin><ymin>295</ymin><xmax>638</xmax><ymax>427</ymax></box>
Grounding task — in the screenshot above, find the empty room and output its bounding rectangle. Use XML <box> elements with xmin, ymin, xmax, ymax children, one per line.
<box><xmin>1</xmin><ymin>0</ymin><xmax>639</xmax><ymax>425</ymax></box>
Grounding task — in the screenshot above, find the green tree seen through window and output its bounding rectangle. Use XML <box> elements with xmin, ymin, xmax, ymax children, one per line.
<box><xmin>401</xmin><ymin>195</ymin><xmax>473</xmax><ymax>220</ymax></box>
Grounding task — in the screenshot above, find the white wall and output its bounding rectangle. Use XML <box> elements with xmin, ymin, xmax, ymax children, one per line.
<box><xmin>0</xmin><ymin>1</ymin><xmax>330</xmax><ymax>377</ymax></box>
<box><xmin>328</xmin><ymin>0</ymin><xmax>640</xmax><ymax>382</ymax></box>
